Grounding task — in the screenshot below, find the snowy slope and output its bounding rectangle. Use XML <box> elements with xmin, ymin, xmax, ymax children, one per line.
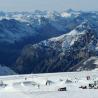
<box><xmin>0</xmin><ymin>71</ymin><xmax>98</xmax><ymax>98</ymax></box>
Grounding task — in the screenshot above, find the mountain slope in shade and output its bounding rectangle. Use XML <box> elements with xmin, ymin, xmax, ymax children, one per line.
<box><xmin>71</xmin><ymin>56</ymin><xmax>98</xmax><ymax>71</ymax></box>
<box><xmin>0</xmin><ymin>65</ymin><xmax>16</xmax><ymax>75</ymax></box>
<box><xmin>15</xmin><ymin>22</ymin><xmax>98</xmax><ymax>74</ymax></box>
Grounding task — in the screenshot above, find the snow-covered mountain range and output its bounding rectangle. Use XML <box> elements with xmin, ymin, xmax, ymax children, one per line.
<box><xmin>0</xmin><ymin>10</ymin><xmax>98</xmax><ymax>74</ymax></box>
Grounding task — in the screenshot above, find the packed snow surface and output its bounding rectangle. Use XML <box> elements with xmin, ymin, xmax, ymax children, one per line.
<box><xmin>0</xmin><ymin>70</ymin><xmax>98</xmax><ymax>98</ymax></box>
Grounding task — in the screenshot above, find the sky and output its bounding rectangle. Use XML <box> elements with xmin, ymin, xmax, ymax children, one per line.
<box><xmin>0</xmin><ymin>0</ymin><xmax>98</xmax><ymax>12</ymax></box>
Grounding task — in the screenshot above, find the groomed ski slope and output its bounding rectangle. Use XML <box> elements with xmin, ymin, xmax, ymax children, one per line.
<box><xmin>0</xmin><ymin>70</ymin><xmax>98</xmax><ymax>98</ymax></box>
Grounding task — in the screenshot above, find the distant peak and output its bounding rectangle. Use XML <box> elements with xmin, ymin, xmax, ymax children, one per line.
<box><xmin>66</xmin><ymin>9</ymin><xmax>75</xmax><ymax>13</ymax></box>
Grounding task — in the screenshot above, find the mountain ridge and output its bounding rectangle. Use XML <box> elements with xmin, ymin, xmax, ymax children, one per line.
<box><xmin>0</xmin><ymin>10</ymin><xmax>98</xmax><ymax>74</ymax></box>
<box><xmin>15</xmin><ymin>22</ymin><xmax>98</xmax><ymax>73</ymax></box>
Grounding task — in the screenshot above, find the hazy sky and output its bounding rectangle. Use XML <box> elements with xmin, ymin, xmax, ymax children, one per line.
<box><xmin>0</xmin><ymin>0</ymin><xmax>98</xmax><ymax>12</ymax></box>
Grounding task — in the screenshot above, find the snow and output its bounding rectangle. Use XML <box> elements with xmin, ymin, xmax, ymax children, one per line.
<box><xmin>66</xmin><ymin>29</ymin><xmax>85</xmax><ymax>36</ymax></box>
<box><xmin>49</xmin><ymin>34</ymin><xmax>66</xmax><ymax>42</ymax></box>
<box><xmin>83</xmin><ymin>56</ymin><xmax>98</xmax><ymax>65</ymax></box>
<box><xmin>62</xmin><ymin>30</ymin><xmax>85</xmax><ymax>49</ymax></box>
<box><xmin>12</xmin><ymin>14</ymin><xmax>28</xmax><ymax>22</ymax></box>
<box><xmin>94</xmin><ymin>59</ymin><xmax>98</xmax><ymax>65</ymax></box>
<box><xmin>95</xmin><ymin>46</ymin><xmax>98</xmax><ymax>51</ymax></box>
<box><xmin>49</xmin><ymin>29</ymin><xmax>85</xmax><ymax>42</ymax></box>
<box><xmin>0</xmin><ymin>71</ymin><xmax>98</xmax><ymax>98</ymax></box>
<box><xmin>61</xmin><ymin>12</ymin><xmax>71</xmax><ymax>17</ymax></box>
